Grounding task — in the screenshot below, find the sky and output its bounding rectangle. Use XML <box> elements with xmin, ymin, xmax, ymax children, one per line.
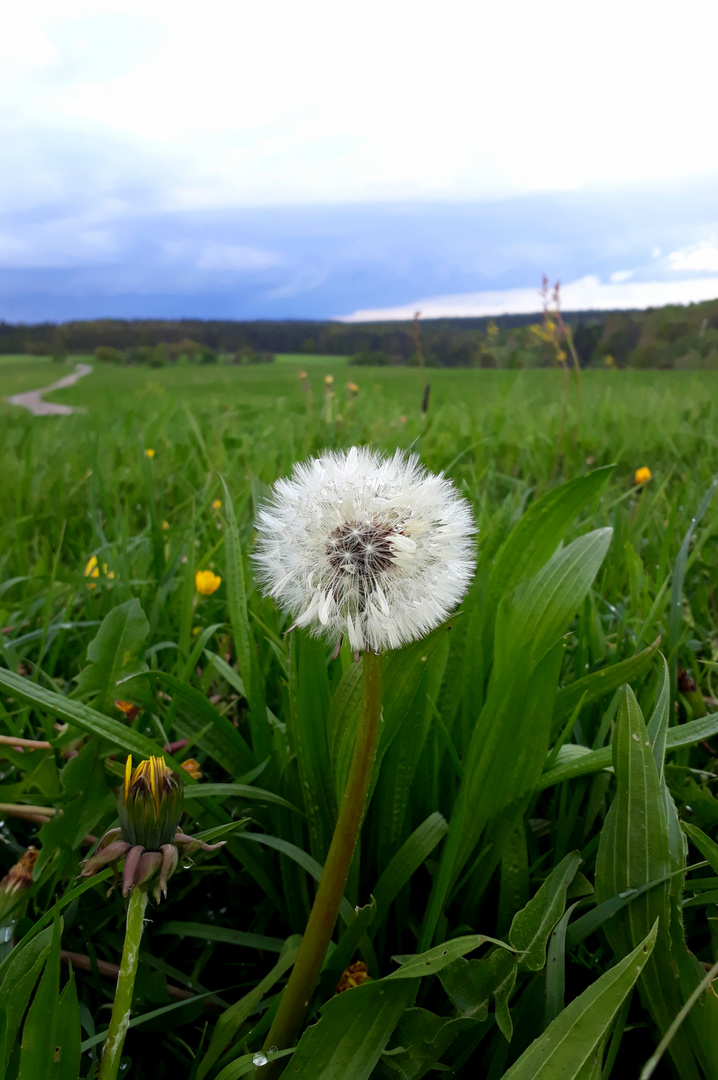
<box><xmin>2</xmin><ymin>0</ymin><xmax>718</xmax><ymax>323</ymax></box>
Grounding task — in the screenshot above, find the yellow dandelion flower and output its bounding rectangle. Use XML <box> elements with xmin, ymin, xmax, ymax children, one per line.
<box><xmin>634</xmin><ymin>466</ymin><xmax>652</xmax><ymax>485</ymax></box>
<box><xmin>195</xmin><ymin>570</ymin><xmax>222</xmax><ymax>596</ymax></box>
<box><xmin>212</xmin><ymin>499</ymin><xmax>222</xmax><ymax>510</ymax></box>
<box><xmin>298</xmin><ymin>370</ymin><xmax>308</xmax><ymax>380</ymax></box>
<box><xmin>324</xmin><ymin>374</ymin><xmax>334</xmax><ymax>386</ymax></box>
<box><xmin>347</xmin><ymin>382</ymin><xmax>359</xmax><ymax>394</ymax></box>
<box><xmin>162</xmin><ymin>520</ymin><xmax>170</xmax><ymax>530</ymax></box>
<box><xmin>145</xmin><ymin>448</ymin><xmax>155</xmax><ymax>459</ymax></box>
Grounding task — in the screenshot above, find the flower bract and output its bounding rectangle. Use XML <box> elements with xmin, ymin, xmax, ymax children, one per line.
<box><xmin>253</xmin><ymin>447</ymin><xmax>476</xmax><ymax>654</ymax></box>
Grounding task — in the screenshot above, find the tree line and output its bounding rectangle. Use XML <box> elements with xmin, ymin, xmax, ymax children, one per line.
<box><xmin>2</xmin><ymin>296</ymin><xmax>718</xmax><ymax>368</ymax></box>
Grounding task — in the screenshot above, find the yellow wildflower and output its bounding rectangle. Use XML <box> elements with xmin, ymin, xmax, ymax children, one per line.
<box><xmin>347</xmin><ymin>382</ymin><xmax>359</xmax><ymax>395</ymax></box>
<box><xmin>195</xmin><ymin>570</ymin><xmax>222</xmax><ymax>596</ymax></box>
<box><xmin>115</xmin><ymin>700</ymin><xmax>141</xmax><ymax>721</ymax></box>
<box><xmin>634</xmin><ymin>467</ymin><xmax>652</xmax><ymax>485</ymax></box>
<box><xmin>145</xmin><ymin>448</ymin><xmax>155</xmax><ymax>459</ymax></box>
<box><xmin>298</xmin><ymin>371</ymin><xmax>308</xmax><ymax>380</ymax></box>
<box><xmin>84</xmin><ymin>555</ymin><xmax>114</xmax><ymax>589</ymax></box>
<box><xmin>181</xmin><ymin>758</ymin><xmax>203</xmax><ymax>781</ymax></box>
<box><xmin>162</xmin><ymin>520</ymin><xmax>170</xmax><ymax>530</ymax></box>
<box><xmin>192</xmin><ymin>626</ymin><xmax>201</xmax><ymax>636</ymax></box>
<box><xmin>324</xmin><ymin>374</ymin><xmax>334</xmax><ymax>386</ymax></box>
<box><xmin>336</xmin><ymin>961</ymin><xmax>371</xmax><ymax>993</ymax></box>
<box><xmin>212</xmin><ymin>499</ymin><xmax>222</xmax><ymax>511</ymax></box>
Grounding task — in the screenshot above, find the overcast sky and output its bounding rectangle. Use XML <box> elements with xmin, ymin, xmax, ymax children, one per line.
<box><xmin>2</xmin><ymin>0</ymin><xmax>718</xmax><ymax>322</ymax></box>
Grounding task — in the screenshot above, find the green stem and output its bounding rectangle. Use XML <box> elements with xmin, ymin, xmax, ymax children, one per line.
<box><xmin>258</xmin><ymin>649</ymin><xmax>383</xmax><ymax>1076</ymax></box>
<box><xmin>99</xmin><ymin>886</ymin><xmax>149</xmax><ymax>1080</ymax></box>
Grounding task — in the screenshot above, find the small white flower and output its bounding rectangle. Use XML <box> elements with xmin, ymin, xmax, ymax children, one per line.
<box><xmin>253</xmin><ymin>447</ymin><xmax>477</xmax><ymax>654</ymax></box>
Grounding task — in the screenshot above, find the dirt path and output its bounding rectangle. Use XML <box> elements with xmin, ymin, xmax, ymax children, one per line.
<box><xmin>6</xmin><ymin>363</ymin><xmax>93</xmax><ymax>416</ymax></box>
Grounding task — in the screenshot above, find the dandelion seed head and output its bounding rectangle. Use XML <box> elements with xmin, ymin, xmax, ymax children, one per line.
<box><xmin>253</xmin><ymin>447</ymin><xmax>477</xmax><ymax>653</ymax></box>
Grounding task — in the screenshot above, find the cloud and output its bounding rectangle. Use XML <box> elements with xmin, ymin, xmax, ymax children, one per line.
<box><xmin>3</xmin><ymin>2</ymin><xmax>718</xmax><ymax>213</ymax></box>
<box><xmin>339</xmin><ymin>275</ymin><xmax>718</xmax><ymax>322</ymax></box>
<box><xmin>610</xmin><ymin>269</ymin><xmax>633</xmax><ymax>283</ymax></box>
<box><xmin>196</xmin><ymin>242</ymin><xmax>284</xmax><ymax>272</ymax></box>
<box><xmin>669</xmin><ymin>238</ymin><xmax>718</xmax><ymax>273</ymax></box>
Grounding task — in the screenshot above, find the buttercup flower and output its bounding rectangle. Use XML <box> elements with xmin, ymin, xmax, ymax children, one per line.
<box><xmin>84</xmin><ymin>555</ymin><xmax>115</xmax><ymax>589</ymax></box>
<box><xmin>81</xmin><ymin>755</ymin><xmax>224</xmax><ymax>902</ymax></box>
<box><xmin>635</xmin><ymin>466</ymin><xmax>652</xmax><ymax>485</ymax></box>
<box><xmin>253</xmin><ymin>447</ymin><xmax>476</xmax><ymax>654</ymax></box>
<box><xmin>196</xmin><ymin>569</ymin><xmax>222</xmax><ymax>595</ymax></box>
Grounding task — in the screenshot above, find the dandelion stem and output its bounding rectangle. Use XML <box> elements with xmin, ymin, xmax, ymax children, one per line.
<box><xmin>99</xmin><ymin>886</ymin><xmax>149</xmax><ymax>1080</ymax></box>
<box><xmin>258</xmin><ymin>649</ymin><xmax>383</xmax><ymax>1076</ymax></box>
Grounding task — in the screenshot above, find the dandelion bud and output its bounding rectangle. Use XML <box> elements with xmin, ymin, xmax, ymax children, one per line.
<box><xmin>119</xmin><ymin>756</ymin><xmax>183</xmax><ymax>850</ymax></box>
<box><xmin>81</xmin><ymin>755</ymin><xmax>225</xmax><ymax>902</ymax></box>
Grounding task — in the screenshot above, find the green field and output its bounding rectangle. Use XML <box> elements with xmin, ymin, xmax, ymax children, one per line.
<box><xmin>1</xmin><ymin>355</ymin><xmax>718</xmax><ymax>1079</ymax></box>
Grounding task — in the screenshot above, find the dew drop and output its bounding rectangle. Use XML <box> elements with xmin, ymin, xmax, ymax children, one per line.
<box><xmin>269</xmin><ymin>1046</ymin><xmax>279</xmax><ymax>1054</ymax></box>
<box><xmin>253</xmin><ymin>1053</ymin><xmax>268</xmax><ymax>1067</ymax></box>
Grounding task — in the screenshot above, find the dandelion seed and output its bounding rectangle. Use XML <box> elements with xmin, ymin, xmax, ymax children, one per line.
<box><xmin>195</xmin><ymin>570</ymin><xmax>222</xmax><ymax>595</ymax></box>
<box><xmin>253</xmin><ymin>447</ymin><xmax>476</xmax><ymax>654</ymax></box>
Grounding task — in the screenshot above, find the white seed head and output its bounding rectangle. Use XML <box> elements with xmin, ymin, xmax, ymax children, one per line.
<box><xmin>253</xmin><ymin>447</ymin><xmax>477</xmax><ymax>653</ymax></box>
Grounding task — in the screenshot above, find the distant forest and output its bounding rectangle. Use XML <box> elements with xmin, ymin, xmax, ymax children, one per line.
<box><xmin>2</xmin><ymin>295</ymin><xmax>718</xmax><ymax>369</ymax></box>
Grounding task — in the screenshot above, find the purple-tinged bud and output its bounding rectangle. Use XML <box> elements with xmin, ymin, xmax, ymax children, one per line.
<box><xmin>174</xmin><ymin>832</ymin><xmax>227</xmax><ymax>854</ymax></box>
<box><xmin>134</xmin><ymin>851</ymin><xmax>163</xmax><ymax>889</ymax></box>
<box><xmin>80</xmin><ymin>839</ymin><xmax>132</xmax><ymax>878</ymax></box>
<box><xmin>156</xmin><ymin>844</ymin><xmax>179</xmax><ymax>902</ymax></box>
<box><xmin>122</xmin><ymin>845</ymin><xmax>145</xmax><ymax>897</ymax></box>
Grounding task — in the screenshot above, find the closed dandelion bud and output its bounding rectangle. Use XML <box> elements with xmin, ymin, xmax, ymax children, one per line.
<box><xmin>81</xmin><ymin>755</ymin><xmax>225</xmax><ymax>902</ymax></box>
<box><xmin>119</xmin><ymin>756</ymin><xmax>184</xmax><ymax>850</ymax></box>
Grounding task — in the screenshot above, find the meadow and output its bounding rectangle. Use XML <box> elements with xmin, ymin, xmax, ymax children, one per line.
<box><xmin>1</xmin><ymin>354</ymin><xmax>718</xmax><ymax>1079</ymax></box>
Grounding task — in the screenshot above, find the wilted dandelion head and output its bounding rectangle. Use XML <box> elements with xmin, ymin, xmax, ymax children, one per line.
<box><xmin>253</xmin><ymin>447</ymin><xmax>476</xmax><ymax>654</ymax></box>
